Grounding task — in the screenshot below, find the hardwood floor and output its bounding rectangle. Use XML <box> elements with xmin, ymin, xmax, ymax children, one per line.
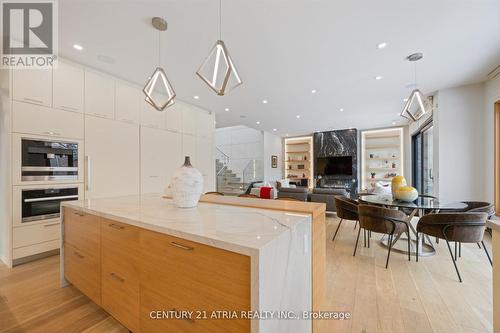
<box><xmin>0</xmin><ymin>215</ymin><xmax>493</xmax><ymax>333</ymax></box>
<box><xmin>324</xmin><ymin>215</ymin><xmax>493</xmax><ymax>333</ymax></box>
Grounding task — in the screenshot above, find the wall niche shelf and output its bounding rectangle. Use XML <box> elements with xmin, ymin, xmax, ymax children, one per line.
<box><xmin>284</xmin><ymin>136</ymin><xmax>313</xmax><ymax>188</ymax></box>
<box><xmin>361</xmin><ymin>127</ymin><xmax>404</xmax><ymax>191</ymax></box>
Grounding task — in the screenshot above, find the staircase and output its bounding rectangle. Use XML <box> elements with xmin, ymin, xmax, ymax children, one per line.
<box><xmin>216</xmin><ymin>159</ymin><xmax>248</xmax><ymax>195</ymax></box>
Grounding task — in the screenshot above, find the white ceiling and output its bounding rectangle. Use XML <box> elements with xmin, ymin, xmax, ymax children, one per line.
<box><xmin>59</xmin><ymin>0</ymin><xmax>500</xmax><ymax>136</ymax></box>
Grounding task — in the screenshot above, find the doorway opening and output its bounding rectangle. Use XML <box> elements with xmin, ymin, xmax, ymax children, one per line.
<box><xmin>412</xmin><ymin>121</ymin><xmax>434</xmax><ymax>196</ymax></box>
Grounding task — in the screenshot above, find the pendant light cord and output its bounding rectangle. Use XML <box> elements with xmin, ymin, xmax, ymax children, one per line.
<box><xmin>219</xmin><ymin>0</ymin><xmax>222</xmax><ymax>40</ymax></box>
<box><xmin>158</xmin><ymin>30</ymin><xmax>161</xmax><ymax>66</ymax></box>
<box><xmin>414</xmin><ymin>61</ymin><xmax>417</xmax><ymax>87</ymax></box>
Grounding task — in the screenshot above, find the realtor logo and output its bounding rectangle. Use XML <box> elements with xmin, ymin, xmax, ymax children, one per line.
<box><xmin>1</xmin><ymin>0</ymin><xmax>58</xmax><ymax>68</ymax></box>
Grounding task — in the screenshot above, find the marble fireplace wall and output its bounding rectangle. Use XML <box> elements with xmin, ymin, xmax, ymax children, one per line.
<box><xmin>313</xmin><ymin>129</ymin><xmax>358</xmax><ymax>196</ymax></box>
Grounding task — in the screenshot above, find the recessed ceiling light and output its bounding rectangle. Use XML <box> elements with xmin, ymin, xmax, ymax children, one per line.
<box><xmin>224</xmin><ymin>108</ymin><xmax>230</xmax><ymax>112</ymax></box>
<box><xmin>296</xmin><ymin>115</ymin><xmax>301</xmax><ymax>119</ymax></box>
<box><xmin>97</xmin><ymin>54</ymin><xmax>115</xmax><ymax>64</ymax></box>
<box><xmin>193</xmin><ymin>95</ymin><xmax>200</xmax><ymax>99</ymax></box>
<box><xmin>256</xmin><ymin>121</ymin><xmax>260</xmax><ymax>125</ymax></box>
<box><xmin>273</xmin><ymin>128</ymin><xmax>277</xmax><ymax>132</ymax></box>
<box><xmin>377</xmin><ymin>42</ymin><xmax>388</xmax><ymax>49</ymax></box>
<box><xmin>392</xmin><ymin>121</ymin><xmax>396</xmax><ymax>125</ymax></box>
<box><xmin>73</xmin><ymin>44</ymin><xmax>83</xmax><ymax>51</ymax></box>
<box><xmin>311</xmin><ymin>89</ymin><xmax>317</xmax><ymax>94</ymax></box>
<box><xmin>339</xmin><ymin>108</ymin><xmax>344</xmax><ymax>112</ymax></box>
<box><xmin>375</xmin><ymin>76</ymin><xmax>383</xmax><ymax>80</ymax></box>
<box><xmin>262</xmin><ymin>100</ymin><xmax>268</xmax><ymax>104</ymax></box>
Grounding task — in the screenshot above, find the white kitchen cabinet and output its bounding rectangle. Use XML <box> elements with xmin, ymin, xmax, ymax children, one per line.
<box><xmin>197</xmin><ymin>110</ymin><xmax>214</xmax><ymax>138</ymax></box>
<box><xmin>84</xmin><ymin>70</ymin><xmax>115</xmax><ymax>119</ymax></box>
<box><xmin>140</xmin><ymin>127</ymin><xmax>182</xmax><ymax>194</ymax></box>
<box><xmin>12</xmin><ymin>68</ymin><xmax>52</xmax><ymax>107</ymax></box>
<box><xmin>181</xmin><ymin>106</ymin><xmax>197</xmax><ymax>135</ymax></box>
<box><xmin>182</xmin><ymin>134</ymin><xmax>197</xmax><ymax>166</ymax></box>
<box><xmin>140</xmin><ymin>94</ymin><xmax>166</xmax><ymax>129</ymax></box>
<box><xmin>115</xmin><ymin>81</ymin><xmax>141</xmax><ymax>124</ymax></box>
<box><xmin>85</xmin><ymin>116</ymin><xmax>140</xmax><ymax>198</ymax></box>
<box><xmin>165</xmin><ymin>101</ymin><xmax>182</xmax><ymax>132</ymax></box>
<box><xmin>196</xmin><ymin>135</ymin><xmax>215</xmax><ymax>192</ymax></box>
<box><xmin>53</xmin><ymin>61</ymin><xmax>84</xmax><ymax>113</ymax></box>
<box><xmin>12</xmin><ymin>101</ymin><xmax>84</xmax><ymax>139</ymax></box>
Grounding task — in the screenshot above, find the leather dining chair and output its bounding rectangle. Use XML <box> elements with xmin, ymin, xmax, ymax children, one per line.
<box><xmin>356</xmin><ymin>204</ymin><xmax>410</xmax><ymax>268</ymax></box>
<box><xmin>332</xmin><ymin>196</ymin><xmax>359</xmax><ymax>242</ymax></box>
<box><xmin>416</xmin><ymin>212</ymin><xmax>491</xmax><ymax>282</ymax></box>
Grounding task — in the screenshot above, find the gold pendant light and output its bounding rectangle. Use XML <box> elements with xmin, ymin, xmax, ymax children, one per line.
<box><xmin>143</xmin><ymin>17</ymin><xmax>176</xmax><ymax>111</ymax></box>
<box><xmin>196</xmin><ymin>0</ymin><xmax>242</xmax><ymax>95</ymax></box>
<box><xmin>400</xmin><ymin>53</ymin><xmax>429</xmax><ymax>121</ymax></box>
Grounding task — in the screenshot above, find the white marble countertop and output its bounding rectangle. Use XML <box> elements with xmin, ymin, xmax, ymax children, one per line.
<box><xmin>61</xmin><ymin>194</ymin><xmax>310</xmax><ymax>256</ymax></box>
<box><xmin>487</xmin><ymin>217</ymin><xmax>500</xmax><ymax>232</ymax></box>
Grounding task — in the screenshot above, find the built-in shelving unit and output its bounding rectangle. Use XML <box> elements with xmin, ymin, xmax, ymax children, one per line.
<box><xmin>361</xmin><ymin>128</ymin><xmax>404</xmax><ymax>191</ymax></box>
<box><xmin>284</xmin><ymin>136</ymin><xmax>313</xmax><ymax>188</ymax></box>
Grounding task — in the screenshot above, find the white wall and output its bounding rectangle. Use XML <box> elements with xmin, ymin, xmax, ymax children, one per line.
<box><xmin>484</xmin><ymin>73</ymin><xmax>500</xmax><ymax>203</ymax></box>
<box><xmin>435</xmin><ymin>83</ymin><xmax>486</xmax><ymax>201</ymax></box>
<box><xmin>215</xmin><ymin>126</ymin><xmax>264</xmax><ymax>178</ymax></box>
<box><xmin>0</xmin><ymin>70</ymin><xmax>11</xmax><ymax>265</ymax></box>
<box><xmin>263</xmin><ymin>132</ymin><xmax>283</xmax><ymax>182</ymax></box>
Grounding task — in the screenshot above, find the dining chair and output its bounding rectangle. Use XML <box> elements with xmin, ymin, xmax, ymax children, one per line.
<box><xmin>205</xmin><ymin>191</ymin><xmax>224</xmax><ymax>196</ymax></box>
<box><xmin>356</xmin><ymin>205</ymin><xmax>410</xmax><ymax>268</ymax></box>
<box><xmin>332</xmin><ymin>196</ymin><xmax>359</xmax><ymax>242</ymax></box>
<box><xmin>416</xmin><ymin>212</ymin><xmax>491</xmax><ymax>282</ymax></box>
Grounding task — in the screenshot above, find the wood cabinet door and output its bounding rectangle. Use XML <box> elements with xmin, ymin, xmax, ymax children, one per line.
<box><xmin>84</xmin><ymin>116</ymin><xmax>140</xmax><ymax>198</ymax></box>
<box><xmin>140</xmin><ymin>127</ymin><xmax>182</xmax><ymax>194</ymax></box>
<box><xmin>115</xmin><ymin>81</ymin><xmax>141</xmax><ymax>124</ymax></box>
<box><xmin>53</xmin><ymin>61</ymin><xmax>84</xmax><ymax>113</ymax></box>
<box><xmin>12</xmin><ymin>68</ymin><xmax>52</xmax><ymax>107</ymax></box>
<box><xmin>84</xmin><ymin>70</ymin><xmax>115</xmax><ymax>119</ymax></box>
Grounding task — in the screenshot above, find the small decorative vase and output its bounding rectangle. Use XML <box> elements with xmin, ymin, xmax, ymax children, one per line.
<box><xmin>170</xmin><ymin>156</ymin><xmax>204</xmax><ymax>208</ymax></box>
<box><xmin>391</xmin><ymin>175</ymin><xmax>407</xmax><ymax>195</ymax></box>
<box><xmin>394</xmin><ymin>185</ymin><xmax>419</xmax><ymax>202</ymax></box>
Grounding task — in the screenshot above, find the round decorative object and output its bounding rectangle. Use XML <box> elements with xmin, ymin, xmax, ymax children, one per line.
<box><xmin>170</xmin><ymin>156</ymin><xmax>204</xmax><ymax>208</ymax></box>
<box><xmin>394</xmin><ymin>185</ymin><xmax>419</xmax><ymax>202</ymax></box>
<box><xmin>391</xmin><ymin>175</ymin><xmax>407</xmax><ymax>195</ymax></box>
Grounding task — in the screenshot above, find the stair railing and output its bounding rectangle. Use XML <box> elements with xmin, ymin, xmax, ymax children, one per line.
<box><xmin>242</xmin><ymin>159</ymin><xmax>263</xmax><ymax>186</ymax></box>
<box><xmin>215</xmin><ymin>147</ymin><xmax>230</xmax><ymax>176</ymax></box>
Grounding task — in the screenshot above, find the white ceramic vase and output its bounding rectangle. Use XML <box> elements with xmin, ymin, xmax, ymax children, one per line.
<box><xmin>170</xmin><ymin>156</ymin><xmax>204</xmax><ymax>208</ymax></box>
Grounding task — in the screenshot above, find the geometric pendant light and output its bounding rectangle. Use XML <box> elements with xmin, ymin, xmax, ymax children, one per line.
<box><xmin>143</xmin><ymin>17</ymin><xmax>176</xmax><ymax>111</ymax></box>
<box><xmin>196</xmin><ymin>0</ymin><xmax>242</xmax><ymax>95</ymax></box>
<box><xmin>400</xmin><ymin>52</ymin><xmax>428</xmax><ymax>121</ymax></box>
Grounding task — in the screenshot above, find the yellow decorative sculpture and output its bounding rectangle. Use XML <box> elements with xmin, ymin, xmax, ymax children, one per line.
<box><xmin>391</xmin><ymin>175</ymin><xmax>407</xmax><ymax>195</ymax></box>
<box><xmin>394</xmin><ymin>185</ymin><xmax>419</xmax><ymax>202</ymax></box>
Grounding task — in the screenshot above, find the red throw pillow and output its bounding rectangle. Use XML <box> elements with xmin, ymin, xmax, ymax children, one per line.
<box><xmin>260</xmin><ymin>187</ymin><xmax>273</xmax><ymax>199</ymax></box>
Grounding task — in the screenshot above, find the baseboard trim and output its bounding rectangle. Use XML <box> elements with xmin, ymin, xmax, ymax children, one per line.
<box><xmin>12</xmin><ymin>249</ymin><xmax>59</xmax><ymax>266</ymax></box>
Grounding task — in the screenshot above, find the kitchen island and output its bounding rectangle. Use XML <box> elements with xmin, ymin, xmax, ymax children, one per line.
<box><xmin>60</xmin><ymin>194</ymin><xmax>326</xmax><ymax>333</ymax></box>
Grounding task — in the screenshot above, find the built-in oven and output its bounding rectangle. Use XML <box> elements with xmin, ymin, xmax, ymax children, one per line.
<box><xmin>20</xmin><ymin>186</ymin><xmax>79</xmax><ymax>223</ymax></box>
<box><xmin>21</xmin><ymin>138</ymin><xmax>79</xmax><ymax>181</ymax></box>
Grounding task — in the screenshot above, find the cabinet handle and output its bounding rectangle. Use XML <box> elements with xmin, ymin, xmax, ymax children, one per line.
<box><xmin>73</xmin><ymin>251</ymin><xmax>84</xmax><ymax>259</ymax></box>
<box><xmin>60</xmin><ymin>105</ymin><xmax>78</xmax><ymax>111</ymax></box>
<box><xmin>85</xmin><ymin>156</ymin><xmax>92</xmax><ymax>191</ymax></box>
<box><xmin>172</xmin><ymin>308</ymin><xmax>195</xmax><ymax>323</ymax></box>
<box><xmin>110</xmin><ymin>272</ymin><xmax>125</xmax><ymax>282</ymax></box>
<box><xmin>23</xmin><ymin>97</ymin><xmax>44</xmax><ymax>104</ymax></box>
<box><xmin>73</xmin><ymin>211</ymin><xmax>85</xmax><ymax>217</ymax></box>
<box><xmin>108</xmin><ymin>223</ymin><xmax>124</xmax><ymax>230</ymax></box>
<box><xmin>170</xmin><ymin>241</ymin><xmax>194</xmax><ymax>251</ymax></box>
<box><xmin>43</xmin><ymin>131</ymin><xmax>61</xmax><ymax>136</ymax></box>
<box><xmin>43</xmin><ymin>222</ymin><xmax>59</xmax><ymax>227</ymax></box>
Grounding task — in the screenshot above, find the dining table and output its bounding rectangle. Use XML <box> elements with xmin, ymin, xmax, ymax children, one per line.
<box><xmin>358</xmin><ymin>194</ymin><xmax>468</xmax><ymax>256</ymax></box>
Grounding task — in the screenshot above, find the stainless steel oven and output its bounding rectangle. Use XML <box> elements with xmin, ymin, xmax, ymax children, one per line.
<box><xmin>21</xmin><ymin>186</ymin><xmax>79</xmax><ymax>223</ymax></box>
<box><xmin>21</xmin><ymin>138</ymin><xmax>79</xmax><ymax>181</ymax></box>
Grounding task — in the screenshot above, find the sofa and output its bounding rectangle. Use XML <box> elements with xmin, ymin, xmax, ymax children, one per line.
<box><xmin>277</xmin><ymin>187</ymin><xmax>309</xmax><ymax>201</ymax></box>
<box><xmin>309</xmin><ymin>188</ymin><xmax>348</xmax><ymax>212</ymax></box>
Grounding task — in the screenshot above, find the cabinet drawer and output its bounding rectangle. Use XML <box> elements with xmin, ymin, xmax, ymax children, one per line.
<box><xmin>12</xmin><ymin>101</ymin><xmax>84</xmax><ymax>139</ymax></box>
<box><xmin>64</xmin><ymin>243</ymin><xmax>100</xmax><ymax>305</ymax></box>
<box><xmin>13</xmin><ymin>221</ymin><xmax>60</xmax><ymax>248</ymax></box>
<box><xmin>101</xmin><ymin>218</ymin><xmax>140</xmax><ymax>332</ymax></box>
<box><xmin>64</xmin><ymin>208</ymin><xmax>100</xmax><ymax>256</ymax></box>
<box><xmin>139</xmin><ymin>230</ymin><xmax>251</xmax><ymax>330</ymax></box>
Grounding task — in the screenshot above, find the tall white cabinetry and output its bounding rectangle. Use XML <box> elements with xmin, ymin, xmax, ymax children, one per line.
<box><xmin>2</xmin><ymin>59</ymin><xmax>215</xmax><ymax>266</ymax></box>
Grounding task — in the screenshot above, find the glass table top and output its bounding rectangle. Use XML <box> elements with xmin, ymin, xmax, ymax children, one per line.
<box><xmin>358</xmin><ymin>194</ymin><xmax>468</xmax><ymax>211</ymax></box>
